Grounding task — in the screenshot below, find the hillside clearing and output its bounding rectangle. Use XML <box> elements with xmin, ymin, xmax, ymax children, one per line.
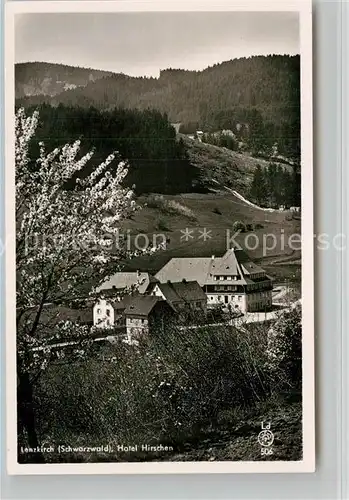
<box><xmin>122</xmin><ymin>191</ymin><xmax>301</xmax><ymax>279</ymax></box>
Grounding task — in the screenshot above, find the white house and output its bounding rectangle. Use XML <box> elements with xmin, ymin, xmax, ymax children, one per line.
<box><xmin>93</xmin><ymin>297</ymin><xmax>121</xmax><ymax>329</ymax></box>
<box><xmin>93</xmin><ymin>294</ymin><xmax>175</xmax><ymax>341</ymax></box>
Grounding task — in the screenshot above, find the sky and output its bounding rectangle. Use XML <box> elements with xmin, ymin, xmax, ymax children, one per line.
<box><xmin>15</xmin><ymin>12</ymin><xmax>299</xmax><ymax>77</ymax></box>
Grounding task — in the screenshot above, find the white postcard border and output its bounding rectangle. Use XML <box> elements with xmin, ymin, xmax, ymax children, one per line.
<box><xmin>5</xmin><ymin>0</ymin><xmax>314</xmax><ymax>475</ymax></box>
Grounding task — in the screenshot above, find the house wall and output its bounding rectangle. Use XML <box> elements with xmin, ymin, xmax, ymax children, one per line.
<box><xmin>207</xmin><ymin>293</ymin><xmax>247</xmax><ymax>312</ymax></box>
<box><xmin>151</xmin><ymin>285</ymin><xmax>166</xmax><ymax>300</ymax></box>
<box><xmin>245</xmin><ymin>290</ymin><xmax>272</xmax><ymax>312</ymax></box>
<box><xmin>206</xmin><ymin>289</ymin><xmax>272</xmax><ymax>313</ymax></box>
<box><xmin>126</xmin><ymin>316</ymin><xmax>149</xmax><ymax>341</ymax></box>
<box><xmin>93</xmin><ymin>299</ymin><xmax>115</xmax><ymax>328</ymax></box>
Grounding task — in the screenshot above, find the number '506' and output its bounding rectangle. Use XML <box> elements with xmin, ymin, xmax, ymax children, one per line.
<box><xmin>261</xmin><ymin>448</ymin><xmax>273</xmax><ymax>455</ymax></box>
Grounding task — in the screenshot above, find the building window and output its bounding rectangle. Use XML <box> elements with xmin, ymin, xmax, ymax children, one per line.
<box><xmin>106</xmin><ymin>320</ymin><xmax>110</xmax><ymax>326</ymax></box>
<box><xmin>238</xmin><ymin>296</ymin><xmax>242</xmax><ymax>301</ymax></box>
<box><xmin>97</xmin><ymin>308</ymin><xmax>101</xmax><ymax>314</ymax></box>
<box><xmin>218</xmin><ymin>296</ymin><xmax>222</xmax><ymax>301</ymax></box>
<box><xmin>106</xmin><ymin>308</ymin><xmax>110</xmax><ymax>316</ymax></box>
<box><xmin>220</xmin><ymin>276</ymin><xmax>224</xmax><ymax>281</ymax></box>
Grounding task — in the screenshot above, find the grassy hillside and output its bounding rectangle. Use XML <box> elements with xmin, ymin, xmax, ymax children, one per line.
<box><xmin>121</xmin><ymin>190</ymin><xmax>301</xmax><ymax>282</ymax></box>
<box><xmin>181</xmin><ymin>134</ymin><xmax>293</xmax><ymax>195</ymax></box>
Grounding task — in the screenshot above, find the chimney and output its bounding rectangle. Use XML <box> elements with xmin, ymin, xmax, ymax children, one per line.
<box><xmin>182</xmin><ymin>278</ymin><xmax>187</xmax><ymax>283</ymax></box>
<box><xmin>211</xmin><ymin>255</ymin><xmax>215</xmax><ymax>261</ymax></box>
<box><xmin>136</xmin><ymin>270</ymin><xmax>140</xmax><ymax>278</ymax></box>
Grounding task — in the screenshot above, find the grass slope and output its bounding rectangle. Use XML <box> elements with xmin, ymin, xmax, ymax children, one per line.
<box><xmin>122</xmin><ymin>189</ymin><xmax>301</xmax><ymax>283</ymax></box>
<box><xmin>181</xmin><ymin>135</ymin><xmax>293</xmax><ymax>197</ymax></box>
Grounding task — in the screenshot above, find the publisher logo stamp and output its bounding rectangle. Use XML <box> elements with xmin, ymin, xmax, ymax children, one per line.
<box><xmin>258</xmin><ymin>422</ymin><xmax>274</xmax><ymax>456</ymax></box>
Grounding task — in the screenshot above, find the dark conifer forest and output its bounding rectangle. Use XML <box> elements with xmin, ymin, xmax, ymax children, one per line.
<box><xmin>16</xmin><ymin>54</ymin><xmax>300</xmax><ymax>202</ymax></box>
<box><xmin>22</xmin><ymin>104</ymin><xmax>196</xmax><ymax>194</ymax></box>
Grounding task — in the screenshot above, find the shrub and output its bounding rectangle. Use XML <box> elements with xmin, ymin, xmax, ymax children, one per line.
<box><xmin>232</xmin><ymin>220</ymin><xmax>246</xmax><ymax>233</ymax></box>
<box><xmin>266</xmin><ymin>305</ymin><xmax>302</xmax><ymax>393</ymax></box>
<box><xmin>245</xmin><ymin>223</ymin><xmax>254</xmax><ymax>232</ymax></box>
<box><xmin>146</xmin><ymin>194</ymin><xmax>196</xmax><ymax>221</ymax></box>
<box><xmin>34</xmin><ymin>322</ymin><xmax>271</xmax><ymax>456</ymax></box>
<box><xmin>254</xmin><ymin>222</ymin><xmax>264</xmax><ymax>230</ymax></box>
<box><xmin>156</xmin><ymin>217</ymin><xmax>170</xmax><ymax>232</ymax></box>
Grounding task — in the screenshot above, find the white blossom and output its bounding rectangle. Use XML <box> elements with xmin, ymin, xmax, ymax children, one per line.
<box><xmin>16</xmin><ymin>108</ymin><xmax>137</xmax><ymax>375</ymax></box>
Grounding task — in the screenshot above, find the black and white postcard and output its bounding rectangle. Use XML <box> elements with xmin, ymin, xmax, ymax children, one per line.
<box><xmin>5</xmin><ymin>0</ymin><xmax>314</xmax><ymax>474</ymax></box>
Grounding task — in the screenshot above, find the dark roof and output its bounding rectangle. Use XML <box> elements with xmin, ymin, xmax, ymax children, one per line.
<box><xmin>22</xmin><ymin>304</ymin><xmax>93</xmax><ymax>329</ymax></box>
<box><xmin>124</xmin><ymin>295</ymin><xmax>166</xmax><ymax>317</ymax></box>
<box><xmin>156</xmin><ymin>281</ymin><xmax>206</xmax><ymax>304</ymax></box>
<box><xmin>233</xmin><ymin>249</ymin><xmax>265</xmax><ymax>275</ymax></box>
<box><xmin>110</xmin><ymin>295</ymin><xmax>137</xmax><ymax>311</ymax></box>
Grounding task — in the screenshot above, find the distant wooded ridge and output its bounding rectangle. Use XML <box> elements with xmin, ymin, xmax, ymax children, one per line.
<box><xmin>15</xmin><ymin>55</ymin><xmax>300</xmax><ymax>160</ymax></box>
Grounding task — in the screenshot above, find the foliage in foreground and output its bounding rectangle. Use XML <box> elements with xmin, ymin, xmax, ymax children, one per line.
<box><xmin>16</xmin><ymin>108</ymin><xmax>136</xmax><ymax>459</ymax></box>
<box><xmin>31</xmin><ymin>308</ymin><xmax>302</xmax><ymax>462</ymax></box>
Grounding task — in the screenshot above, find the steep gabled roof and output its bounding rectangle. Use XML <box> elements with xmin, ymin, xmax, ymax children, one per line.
<box><xmin>155</xmin><ymin>249</ymin><xmax>268</xmax><ymax>286</ymax></box>
<box><xmin>156</xmin><ymin>281</ymin><xmax>206</xmax><ymax>304</ymax></box>
<box><xmin>210</xmin><ymin>249</ymin><xmax>240</xmax><ymax>276</ymax></box>
<box><xmin>155</xmin><ymin>258</ymin><xmax>213</xmax><ymax>286</ymax></box>
<box><xmin>96</xmin><ymin>272</ymin><xmax>157</xmax><ymax>294</ymax></box>
<box><xmin>123</xmin><ymin>295</ymin><xmax>171</xmax><ymax>317</ymax></box>
<box><xmin>233</xmin><ymin>249</ymin><xmax>265</xmax><ymax>275</ymax></box>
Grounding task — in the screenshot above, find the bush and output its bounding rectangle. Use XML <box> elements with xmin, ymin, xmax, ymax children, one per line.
<box><xmin>245</xmin><ymin>223</ymin><xmax>254</xmax><ymax>232</ymax></box>
<box><xmin>254</xmin><ymin>222</ymin><xmax>264</xmax><ymax>230</ymax></box>
<box><xmin>146</xmin><ymin>194</ymin><xmax>196</xmax><ymax>221</ymax></box>
<box><xmin>34</xmin><ymin>322</ymin><xmax>271</xmax><ymax>457</ymax></box>
<box><xmin>156</xmin><ymin>217</ymin><xmax>170</xmax><ymax>232</ymax></box>
<box><xmin>232</xmin><ymin>220</ymin><xmax>246</xmax><ymax>233</ymax></box>
<box><xmin>266</xmin><ymin>305</ymin><xmax>302</xmax><ymax>393</ymax></box>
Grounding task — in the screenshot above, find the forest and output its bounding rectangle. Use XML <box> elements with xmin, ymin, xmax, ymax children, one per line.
<box><xmin>249</xmin><ymin>163</ymin><xmax>301</xmax><ymax>208</ymax></box>
<box><xmin>16</xmin><ymin>55</ymin><xmax>300</xmax><ymax>160</ymax></box>
<box><xmin>21</xmin><ymin>103</ymin><xmax>197</xmax><ymax>194</ymax></box>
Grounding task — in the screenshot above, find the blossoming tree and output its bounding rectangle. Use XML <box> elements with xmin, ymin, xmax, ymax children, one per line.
<box><xmin>16</xmin><ymin>108</ymin><xmax>136</xmax><ymax>459</ymax></box>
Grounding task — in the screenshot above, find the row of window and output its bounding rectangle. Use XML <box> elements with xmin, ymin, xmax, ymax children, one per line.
<box><xmin>213</xmin><ymin>285</ymin><xmax>238</xmax><ymax>292</ymax></box>
<box><xmin>248</xmin><ymin>292</ymin><xmax>270</xmax><ymax>301</ymax></box>
<box><xmin>209</xmin><ymin>295</ymin><xmax>242</xmax><ymax>302</ymax></box>
<box><xmin>249</xmin><ymin>273</ymin><xmax>265</xmax><ymax>280</ymax></box>
<box><xmin>213</xmin><ymin>275</ymin><xmax>240</xmax><ymax>281</ymax></box>
<box><xmin>128</xmin><ymin>318</ymin><xmax>147</xmax><ymax>325</ymax></box>
<box><xmin>246</xmin><ymin>282</ymin><xmax>270</xmax><ymax>292</ymax></box>
<box><xmin>250</xmin><ymin>299</ymin><xmax>272</xmax><ymax>310</ymax></box>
